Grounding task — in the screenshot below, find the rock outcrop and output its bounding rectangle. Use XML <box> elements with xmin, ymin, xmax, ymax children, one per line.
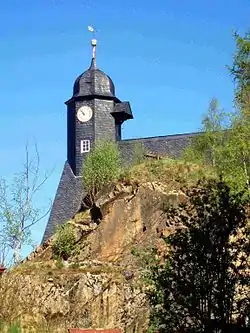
<box><xmin>0</xmin><ymin>161</ymin><xmax>209</xmax><ymax>333</ymax></box>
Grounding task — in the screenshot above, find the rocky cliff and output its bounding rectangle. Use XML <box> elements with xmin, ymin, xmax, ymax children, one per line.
<box><xmin>0</xmin><ymin>161</ymin><xmax>214</xmax><ymax>333</ymax></box>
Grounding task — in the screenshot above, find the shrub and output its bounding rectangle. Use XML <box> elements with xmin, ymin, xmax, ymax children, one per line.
<box><xmin>132</xmin><ymin>142</ymin><xmax>146</xmax><ymax>165</ymax></box>
<box><xmin>0</xmin><ymin>322</ymin><xmax>21</xmax><ymax>333</ymax></box>
<box><xmin>7</xmin><ymin>323</ymin><xmax>21</xmax><ymax>333</ymax></box>
<box><xmin>55</xmin><ymin>257</ymin><xmax>64</xmax><ymax>269</ymax></box>
<box><xmin>82</xmin><ymin>140</ymin><xmax>121</xmax><ymax>195</ymax></box>
<box><xmin>52</xmin><ymin>223</ymin><xmax>76</xmax><ymax>260</ymax></box>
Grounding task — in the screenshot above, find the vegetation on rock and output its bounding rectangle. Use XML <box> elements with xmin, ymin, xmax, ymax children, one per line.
<box><xmin>52</xmin><ymin>223</ymin><xmax>76</xmax><ymax>260</ymax></box>
<box><xmin>0</xmin><ymin>321</ymin><xmax>21</xmax><ymax>333</ymax></box>
<box><xmin>82</xmin><ymin>140</ymin><xmax>121</xmax><ymax>198</ymax></box>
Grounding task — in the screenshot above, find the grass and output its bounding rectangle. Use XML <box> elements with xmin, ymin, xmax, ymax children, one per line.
<box><xmin>122</xmin><ymin>158</ymin><xmax>216</xmax><ymax>189</ymax></box>
<box><xmin>0</xmin><ymin>321</ymin><xmax>61</xmax><ymax>333</ymax></box>
<box><xmin>0</xmin><ymin>322</ymin><xmax>21</xmax><ymax>333</ymax></box>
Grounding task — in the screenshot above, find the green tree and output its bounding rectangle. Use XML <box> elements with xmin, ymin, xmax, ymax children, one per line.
<box><xmin>0</xmin><ymin>144</ymin><xmax>51</xmax><ymax>265</ymax></box>
<box><xmin>219</xmin><ymin>116</ymin><xmax>250</xmax><ymax>192</ymax></box>
<box><xmin>183</xmin><ymin>98</ymin><xmax>227</xmax><ymax>167</ymax></box>
<box><xmin>225</xmin><ymin>30</ymin><xmax>250</xmax><ymax>192</ymax></box>
<box><xmin>146</xmin><ymin>180</ymin><xmax>249</xmax><ymax>333</ymax></box>
<box><xmin>229</xmin><ymin>31</ymin><xmax>250</xmax><ymax>110</ymax></box>
<box><xmin>184</xmin><ymin>31</ymin><xmax>250</xmax><ymax>194</ymax></box>
<box><xmin>82</xmin><ymin>140</ymin><xmax>121</xmax><ymax>199</ymax></box>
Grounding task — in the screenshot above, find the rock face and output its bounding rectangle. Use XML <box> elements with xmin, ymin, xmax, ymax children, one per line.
<box><xmin>0</xmin><ymin>179</ymin><xmax>188</xmax><ymax>333</ymax></box>
<box><xmin>0</xmin><ymin>268</ymin><xmax>148</xmax><ymax>333</ymax></box>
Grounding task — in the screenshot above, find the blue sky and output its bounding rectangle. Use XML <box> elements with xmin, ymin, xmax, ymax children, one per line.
<box><xmin>0</xmin><ymin>0</ymin><xmax>249</xmax><ymax>255</ymax></box>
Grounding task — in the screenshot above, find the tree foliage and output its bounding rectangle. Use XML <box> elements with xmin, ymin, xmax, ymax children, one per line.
<box><xmin>184</xmin><ymin>31</ymin><xmax>250</xmax><ymax>194</ymax></box>
<box><xmin>142</xmin><ymin>30</ymin><xmax>250</xmax><ymax>333</ymax></box>
<box><xmin>183</xmin><ymin>98</ymin><xmax>228</xmax><ymax>167</ymax></box>
<box><xmin>82</xmin><ymin>140</ymin><xmax>121</xmax><ymax>197</ymax></box>
<box><xmin>229</xmin><ymin>31</ymin><xmax>250</xmax><ymax>109</ymax></box>
<box><xmin>224</xmin><ymin>30</ymin><xmax>250</xmax><ymax>192</ymax></box>
<box><xmin>146</xmin><ymin>180</ymin><xmax>250</xmax><ymax>333</ymax></box>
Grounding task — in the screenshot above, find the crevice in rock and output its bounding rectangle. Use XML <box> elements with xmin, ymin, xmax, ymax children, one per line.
<box><xmin>90</xmin><ymin>203</ymin><xmax>103</xmax><ymax>224</ymax></box>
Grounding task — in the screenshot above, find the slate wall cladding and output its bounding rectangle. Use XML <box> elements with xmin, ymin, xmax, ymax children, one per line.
<box><xmin>67</xmin><ymin>103</ymin><xmax>76</xmax><ymax>174</ymax></box>
<box><xmin>75</xmin><ymin>100</ymin><xmax>95</xmax><ymax>176</ymax></box>
<box><xmin>94</xmin><ymin>99</ymin><xmax>115</xmax><ymax>141</ymax></box>
<box><xmin>68</xmin><ymin>98</ymin><xmax>116</xmax><ymax>176</ymax></box>
<box><xmin>41</xmin><ymin>162</ymin><xmax>83</xmax><ymax>243</ymax></box>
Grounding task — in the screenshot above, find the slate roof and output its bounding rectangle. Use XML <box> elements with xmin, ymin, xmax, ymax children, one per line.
<box><xmin>41</xmin><ymin>162</ymin><xmax>84</xmax><ymax>243</ymax></box>
<box><xmin>72</xmin><ymin>58</ymin><xmax>116</xmax><ymax>100</ymax></box>
<box><xmin>41</xmin><ymin>132</ymin><xmax>198</xmax><ymax>242</ymax></box>
<box><xmin>118</xmin><ymin>132</ymin><xmax>198</xmax><ymax>163</ymax></box>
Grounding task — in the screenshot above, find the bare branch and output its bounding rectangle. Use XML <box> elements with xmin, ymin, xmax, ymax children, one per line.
<box><xmin>22</xmin><ymin>201</ymin><xmax>52</xmax><ymax>232</ymax></box>
<box><xmin>0</xmin><ymin>143</ymin><xmax>53</xmax><ymax>265</ymax></box>
<box><xmin>30</xmin><ymin>168</ymin><xmax>54</xmax><ymax>198</ymax></box>
<box><xmin>30</xmin><ymin>142</ymin><xmax>40</xmax><ymax>194</ymax></box>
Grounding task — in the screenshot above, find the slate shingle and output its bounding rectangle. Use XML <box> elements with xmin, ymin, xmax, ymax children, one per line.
<box><xmin>41</xmin><ymin>162</ymin><xmax>84</xmax><ymax>243</ymax></box>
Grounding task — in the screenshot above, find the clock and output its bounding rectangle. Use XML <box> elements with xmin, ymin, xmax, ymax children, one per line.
<box><xmin>77</xmin><ymin>106</ymin><xmax>93</xmax><ymax>123</ymax></box>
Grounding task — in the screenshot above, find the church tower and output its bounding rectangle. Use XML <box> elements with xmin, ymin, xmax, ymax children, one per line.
<box><xmin>66</xmin><ymin>37</ymin><xmax>133</xmax><ymax>176</ymax></box>
<box><xmin>42</xmin><ymin>34</ymin><xmax>133</xmax><ymax>242</ymax></box>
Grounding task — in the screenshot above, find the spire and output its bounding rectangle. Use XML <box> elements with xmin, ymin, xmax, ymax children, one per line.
<box><xmin>88</xmin><ymin>25</ymin><xmax>97</xmax><ymax>69</ymax></box>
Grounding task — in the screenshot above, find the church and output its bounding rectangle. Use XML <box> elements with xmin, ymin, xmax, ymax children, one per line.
<box><xmin>42</xmin><ymin>37</ymin><xmax>196</xmax><ymax>242</ymax></box>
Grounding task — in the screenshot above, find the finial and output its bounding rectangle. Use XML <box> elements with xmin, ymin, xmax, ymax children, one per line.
<box><xmin>91</xmin><ymin>38</ymin><xmax>97</xmax><ymax>59</ymax></box>
<box><xmin>88</xmin><ymin>25</ymin><xmax>97</xmax><ymax>69</ymax></box>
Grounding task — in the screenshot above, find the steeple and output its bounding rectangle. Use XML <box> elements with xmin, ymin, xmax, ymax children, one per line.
<box><xmin>66</xmin><ymin>25</ymin><xmax>117</xmax><ymax>101</ymax></box>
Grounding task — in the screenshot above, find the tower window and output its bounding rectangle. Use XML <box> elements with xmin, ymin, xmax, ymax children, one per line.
<box><xmin>80</xmin><ymin>140</ymin><xmax>90</xmax><ymax>153</ymax></box>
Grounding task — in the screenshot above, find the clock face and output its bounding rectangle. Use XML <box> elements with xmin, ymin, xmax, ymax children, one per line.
<box><xmin>77</xmin><ymin>106</ymin><xmax>93</xmax><ymax>123</ymax></box>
